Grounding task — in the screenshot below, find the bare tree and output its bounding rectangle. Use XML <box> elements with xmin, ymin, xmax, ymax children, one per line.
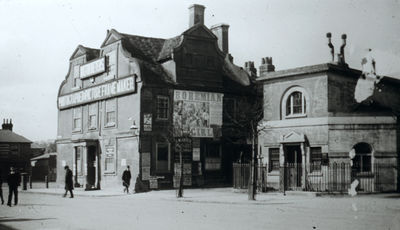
<box><xmin>224</xmin><ymin>87</ymin><xmax>265</xmax><ymax>200</ymax></box>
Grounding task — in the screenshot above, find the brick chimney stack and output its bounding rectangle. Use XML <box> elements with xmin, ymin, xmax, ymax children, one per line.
<box><xmin>259</xmin><ymin>57</ymin><xmax>275</xmax><ymax>75</ymax></box>
<box><xmin>245</xmin><ymin>61</ymin><xmax>257</xmax><ymax>76</ymax></box>
<box><xmin>189</xmin><ymin>4</ymin><xmax>205</xmax><ymax>27</ymax></box>
<box><xmin>211</xmin><ymin>24</ymin><xmax>230</xmax><ymax>54</ymax></box>
<box><xmin>2</xmin><ymin>118</ymin><xmax>13</xmax><ymax>131</ymax></box>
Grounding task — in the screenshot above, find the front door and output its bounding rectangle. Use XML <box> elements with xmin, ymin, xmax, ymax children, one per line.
<box><xmin>284</xmin><ymin>145</ymin><xmax>302</xmax><ymax>190</ymax></box>
<box><xmin>86</xmin><ymin>146</ymin><xmax>97</xmax><ymax>189</ymax></box>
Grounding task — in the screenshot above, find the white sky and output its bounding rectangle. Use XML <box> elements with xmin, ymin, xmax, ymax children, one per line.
<box><xmin>0</xmin><ymin>0</ymin><xmax>399</xmax><ymax>141</ymax></box>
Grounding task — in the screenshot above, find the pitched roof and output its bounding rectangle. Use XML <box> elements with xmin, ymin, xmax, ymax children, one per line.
<box><xmin>112</xmin><ymin>27</ymin><xmax>250</xmax><ymax>86</ymax></box>
<box><xmin>119</xmin><ymin>33</ymin><xmax>178</xmax><ymax>83</ymax></box>
<box><xmin>0</xmin><ymin>130</ymin><xmax>32</xmax><ymax>143</ymax></box>
<box><xmin>70</xmin><ymin>45</ymin><xmax>100</xmax><ymax>61</ymax></box>
<box><xmin>158</xmin><ymin>35</ymin><xmax>183</xmax><ymax>61</ymax></box>
<box><xmin>31</xmin><ymin>152</ymin><xmax>57</xmax><ymax>161</ymax></box>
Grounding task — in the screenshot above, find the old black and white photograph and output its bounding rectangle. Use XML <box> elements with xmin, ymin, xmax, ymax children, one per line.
<box><xmin>1</xmin><ymin>0</ymin><xmax>400</xmax><ymax>229</ymax></box>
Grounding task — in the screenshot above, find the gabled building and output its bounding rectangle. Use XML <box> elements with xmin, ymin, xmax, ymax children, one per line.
<box><xmin>56</xmin><ymin>4</ymin><xmax>258</xmax><ymax>190</ymax></box>
<box><xmin>0</xmin><ymin>119</ymin><xmax>41</xmax><ymax>179</ymax></box>
<box><xmin>257</xmin><ymin>36</ymin><xmax>400</xmax><ymax>193</ymax></box>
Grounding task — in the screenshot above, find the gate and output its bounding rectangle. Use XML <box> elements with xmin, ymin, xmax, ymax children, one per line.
<box><xmin>285</xmin><ymin>163</ymin><xmax>302</xmax><ymax>190</ymax></box>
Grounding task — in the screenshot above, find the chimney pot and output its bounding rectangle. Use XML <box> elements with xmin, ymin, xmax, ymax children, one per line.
<box><xmin>259</xmin><ymin>56</ymin><xmax>275</xmax><ymax>75</ymax></box>
<box><xmin>189</xmin><ymin>4</ymin><xmax>205</xmax><ymax>27</ymax></box>
<box><xmin>244</xmin><ymin>61</ymin><xmax>257</xmax><ymax>76</ymax></box>
<box><xmin>211</xmin><ymin>23</ymin><xmax>230</xmax><ymax>54</ymax></box>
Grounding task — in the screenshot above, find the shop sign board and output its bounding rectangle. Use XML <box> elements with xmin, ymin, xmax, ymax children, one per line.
<box><xmin>80</xmin><ymin>57</ymin><xmax>106</xmax><ymax>79</ymax></box>
<box><xmin>173</xmin><ymin>90</ymin><xmax>223</xmax><ymax>138</ymax></box>
<box><xmin>58</xmin><ymin>76</ymin><xmax>135</xmax><ymax>109</ymax></box>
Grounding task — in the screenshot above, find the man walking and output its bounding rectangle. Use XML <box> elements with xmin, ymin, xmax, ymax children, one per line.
<box><xmin>7</xmin><ymin>167</ymin><xmax>20</xmax><ymax>207</ymax></box>
<box><xmin>122</xmin><ymin>166</ymin><xmax>131</xmax><ymax>194</ymax></box>
<box><xmin>63</xmin><ymin>165</ymin><xmax>74</xmax><ymax>198</ymax></box>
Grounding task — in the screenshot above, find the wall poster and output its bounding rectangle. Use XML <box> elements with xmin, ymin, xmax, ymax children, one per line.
<box><xmin>173</xmin><ymin>90</ymin><xmax>223</xmax><ymax>138</ymax></box>
<box><xmin>143</xmin><ymin>114</ymin><xmax>152</xmax><ymax>131</ymax></box>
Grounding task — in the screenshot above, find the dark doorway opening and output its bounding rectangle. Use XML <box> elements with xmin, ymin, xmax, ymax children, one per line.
<box><xmin>284</xmin><ymin>145</ymin><xmax>302</xmax><ymax>190</ymax></box>
<box><xmin>86</xmin><ymin>146</ymin><xmax>97</xmax><ymax>190</ymax></box>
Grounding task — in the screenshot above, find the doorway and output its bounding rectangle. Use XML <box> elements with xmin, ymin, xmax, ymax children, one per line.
<box><xmin>284</xmin><ymin>145</ymin><xmax>302</xmax><ymax>190</ymax></box>
<box><xmin>86</xmin><ymin>145</ymin><xmax>97</xmax><ymax>189</ymax></box>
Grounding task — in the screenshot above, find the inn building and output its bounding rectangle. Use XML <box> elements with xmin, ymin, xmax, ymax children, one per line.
<box><xmin>56</xmin><ymin>5</ymin><xmax>257</xmax><ymax>190</ymax></box>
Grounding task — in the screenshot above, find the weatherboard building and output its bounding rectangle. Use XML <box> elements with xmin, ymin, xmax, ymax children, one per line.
<box><xmin>56</xmin><ymin>5</ymin><xmax>257</xmax><ymax>190</ymax></box>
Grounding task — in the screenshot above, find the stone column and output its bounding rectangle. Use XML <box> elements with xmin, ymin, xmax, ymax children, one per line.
<box><xmin>279</xmin><ymin>144</ymin><xmax>285</xmax><ymax>192</ymax></box>
<box><xmin>301</xmin><ymin>143</ymin><xmax>306</xmax><ymax>190</ymax></box>
<box><xmin>95</xmin><ymin>149</ymin><xmax>99</xmax><ymax>189</ymax></box>
<box><xmin>83</xmin><ymin>146</ymin><xmax>88</xmax><ymax>189</ymax></box>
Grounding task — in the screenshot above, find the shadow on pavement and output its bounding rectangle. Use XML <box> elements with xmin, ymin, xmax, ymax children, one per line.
<box><xmin>14</xmin><ymin>203</ymin><xmax>56</xmax><ymax>207</ymax></box>
<box><xmin>382</xmin><ymin>194</ymin><xmax>400</xmax><ymax>199</ymax></box>
<box><xmin>0</xmin><ymin>217</ymin><xmax>56</xmax><ymax>223</ymax></box>
<box><xmin>0</xmin><ymin>223</ymin><xmax>20</xmax><ymax>230</ymax></box>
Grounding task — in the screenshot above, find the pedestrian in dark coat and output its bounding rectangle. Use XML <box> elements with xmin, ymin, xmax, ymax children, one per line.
<box><xmin>7</xmin><ymin>167</ymin><xmax>20</xmax><ymax>207</ymax></box>
<box><xmin>63</xmin><ymin>165</ymin><xmax>74</xmax><ymax>198</ymax></box>
<box><xmin>0</xmin><ymin>169</ymin><xmax>4</xmax><ymax>205</ymax></box>
<box><xmin>122</xmin><ymin>166</ymin><xmax>131</xmax><ymax>194</ymax></box>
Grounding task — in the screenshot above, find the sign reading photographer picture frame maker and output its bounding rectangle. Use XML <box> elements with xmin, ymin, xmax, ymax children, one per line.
<box><xmin>173</xmin><ymin>90</ymin><xmax>223</xmax><ymax>138</ymax></box>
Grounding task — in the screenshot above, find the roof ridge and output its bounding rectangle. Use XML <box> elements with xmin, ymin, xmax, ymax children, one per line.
<box><xmin>119</xmin><ymin>32</ymin><xmax>166</xmax><ymax>42</ymax></box>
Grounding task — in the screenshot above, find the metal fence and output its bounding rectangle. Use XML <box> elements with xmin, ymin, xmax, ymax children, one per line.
<box><xmin>233</xmin><ymin>162</ymin><xmax>398</xmax><ymax>193</ymax></box>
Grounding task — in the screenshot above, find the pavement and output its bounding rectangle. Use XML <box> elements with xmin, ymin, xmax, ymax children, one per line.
<box><xmin>1</xmin><ymin>185</ymin><xmax>400</xmax><ymax>230</ymax></box>
<box><xmin>17</xmin><ymin>183</ymin><xmax>389</xmax><ymax>204</ymax></box>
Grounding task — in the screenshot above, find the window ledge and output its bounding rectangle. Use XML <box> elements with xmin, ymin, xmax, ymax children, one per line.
<box><xmin>72</xmin><ymin>129</ymin><xmax>82</xmax><ymax>133</ymax></box>
<box><xmin>71</xmin><ymin>86</ymin><xmax>81</xmax><ymax>91</ymax></box>
<box><xmin>105</xmin><ymin>123</ymin><xmax>116</xmax><ymax>128</ymax></box>
<box><xmin>285</xmin><ymin>113</ymin><xmax>307</xmax><ymax>119</ymax></box>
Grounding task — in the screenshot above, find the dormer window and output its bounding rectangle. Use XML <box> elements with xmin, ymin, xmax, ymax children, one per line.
<box><xmin>282</xmin><ymin>86</ymin><xmax>309</xmax><ymax>118</ymax></box>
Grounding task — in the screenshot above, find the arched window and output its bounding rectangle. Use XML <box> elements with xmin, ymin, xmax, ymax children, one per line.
<box><xmin>352</xmin><ymin>142</ymin><xmax>372</xmax><ymax>173</ymax></box>
<box><xmin>282</xmin><ymin>87</ymin><xmax>309</xmax><ymax>118</ymax></box>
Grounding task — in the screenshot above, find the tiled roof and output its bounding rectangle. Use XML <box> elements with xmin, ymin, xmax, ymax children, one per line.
<box><xmin>116</xmin><ymin>27</ymin><xmax>250</xmax><ymax>86</ymax></box>
<box><xmin>119</xmin><ymin>33</ymin><xmax>177</xmax><ymax>83</ymax></box>
<box><xmin>0</xmin><ymin>130</ymin><xmax>32</xmax><ymax>143</ymax></box>
<box><xmin>82</xmin><ymin>46</ymin><xmax>100</xmax><ymax>61</ymax></box>
<box><xmin>158</xmin><ymin>35</ymin><xmax>183</xmax><ymax>61</ymax></box>
<box><xmin>120</xmin><ymin>33</ymin><xmax>165</xmax><ymax>62</ymax></box>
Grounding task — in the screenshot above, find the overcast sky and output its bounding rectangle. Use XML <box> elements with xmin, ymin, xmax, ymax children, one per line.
<box><xmin>0</xmin><ymin>0</ymin><xmax>399</xmax><ymax>141</ymax></box>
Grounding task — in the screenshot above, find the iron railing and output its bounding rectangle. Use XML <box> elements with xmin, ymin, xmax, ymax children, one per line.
<box><xmin>233</xmin><ymin>162</ymin><xmax>398</xmax><ymax>193</ymax></box>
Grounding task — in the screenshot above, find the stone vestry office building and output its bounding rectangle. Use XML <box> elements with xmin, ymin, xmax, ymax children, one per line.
<box><xmin>56</xmin><ymin>5</ymin><xmax>256</xmax><ymax>190</ymax></box>
<box><xmin>257</xmin><ymin>44</ymin><xmax>400</xmax><ymax>193</ymax></box>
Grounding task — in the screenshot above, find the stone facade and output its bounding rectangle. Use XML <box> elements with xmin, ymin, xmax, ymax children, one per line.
<box><xmin>258</xmin><ymin>63</ymin><xmax>400</xmax><ymax>192</ymax></box>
